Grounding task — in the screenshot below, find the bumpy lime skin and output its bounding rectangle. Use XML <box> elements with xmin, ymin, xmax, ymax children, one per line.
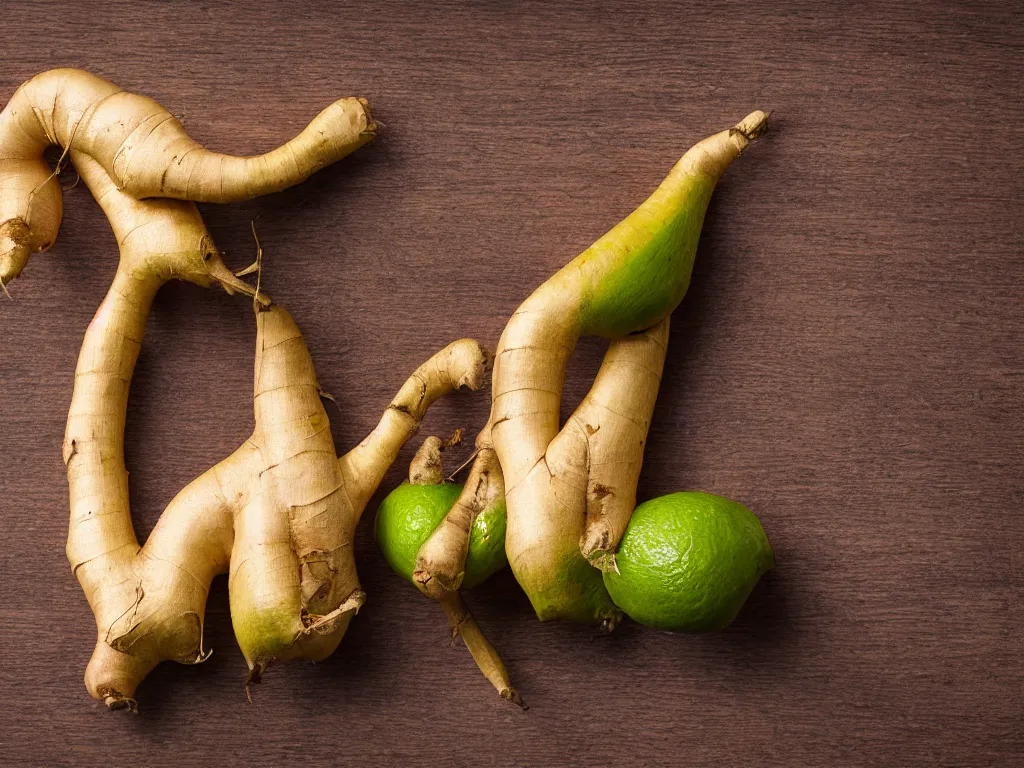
<box><xmin>375</xmin><ymin>482</ymin><xmax>508</xmax><ymax>589</ymax></box>
<box><xmin>464</xmin><ymin>498</ymin><xmax>508</xmax><ymax>588</ymax></box>
<box><xmin>376</xmin><ymin>482</ymin><xmax>462</xmax><ymax>583</ymax></box>
<box><xmin>603</xmin><ymin>492</ymin><xmax>774</xmax><ymax>631</ymax></box>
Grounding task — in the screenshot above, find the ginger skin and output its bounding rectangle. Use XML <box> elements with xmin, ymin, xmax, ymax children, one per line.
<box><xmin>0</xmin><ymin>69</ymin><xmax>394</xmax><ymax>709</ymax></box>
<box><xmin>415</xmin><ymin>111</ymin><xmax>769</xmax><ymax>626</ymax></box>
<box><xmin>0</xmin><ymin>68</ymin><xmax>374</xmax><ymax>287</ymax></box>
<box><xmin>414</xmin><ymin>426</ymin><xmax>504</xmax><ymax>599</ymax></box>
<box><xmin>232</xmin><ymin>315</ymin><xmax>489</xmax><ymax>683</ymax></box>
<box><xmin>76</xmin><ymin>289</ymin><xmax>486</xmax><ymax>709</ymax></box>
<box><xmin>64</xmin><ymin>153</ymin><xmax>258</xmax><ymax>712</ymax></box>
<box><xmin>398</xmin><ymin>436</ymin><xmax>524</xmax><ymax>708</ymax></box>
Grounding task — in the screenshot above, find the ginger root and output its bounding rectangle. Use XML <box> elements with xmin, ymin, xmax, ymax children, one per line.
<box><xmin>76</xmin><ymin>288</ymin><xmax>486</xmax><ymax>709</ymax></box>
<box><xmin>417</xmin><ymin>111</ymin><xmax>769</xmax><ymax>626</ymax></box>
<box><xmin>413</xmin><ymin>426</ymin><xmax>504</xmax><ymax>598</ymax></box>
<box><xmin>378</xmin><ymin>436</ymin><xmax>522</xmax><ymax>708</ymax></box>
<box><xmin>224</xmin><ymin>306</ymin><xmax>489</xmax><ymax>689</ymax></box>
<box><xmin>0</xmin><ymin>69</ymin><xmax>411</xmax><ymax>709</ymax></box>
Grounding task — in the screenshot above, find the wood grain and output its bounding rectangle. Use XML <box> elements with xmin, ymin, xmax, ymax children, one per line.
<box><xmin>0</xmin><ymin>1</ymin><xmax>1021</xmax><ymax>765</ymax></box>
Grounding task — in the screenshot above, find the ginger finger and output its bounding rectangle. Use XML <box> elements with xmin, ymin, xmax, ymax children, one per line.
<box><xmin>0</xmin><ymin>68</ymin><xmax>373</xmax><ymax>284</ymax></box>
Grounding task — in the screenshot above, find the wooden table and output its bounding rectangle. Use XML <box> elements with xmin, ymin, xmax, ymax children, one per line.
<box><xmin>1</xmin><ymin>2</ymin><xmax>1020</xmax><ymax>765</ymax></box>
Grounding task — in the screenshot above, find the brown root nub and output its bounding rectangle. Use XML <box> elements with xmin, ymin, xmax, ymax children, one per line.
<box><xmin>501</xmin><ymin>687</ymin><xmax>529</xmax><ymax>711</ymax></box>
<box><xmin>0</xmin><ymin>218</ymin><xmax>34</xmax><ymax>286</ymax></box>
<box><xmin>101</xmin><ymin>689</ymin><xmax>139</xmax><ymax>715</ymax></box>
<box><xmin>585</xmin><ymin>549</ymin><xmax>619</xmax><ymax>574</ymax></box>
<box><xmin>731</xmin><ymin>109</ymin><xmax>771</xmax><ymax>142</ymax></box>
<box><xmin>301</xmin><ymin>590</ymin><xmax>367</xmax><ymax>635</ymax></box>
<box><xmin>244</xmin><ymin>661</ymin><xmax>266</xmax><ymax>703</ymax></box>
<box><xmin>414</xmin><ymin>569</ymin><xmax>464</xmax><ymax>599</ymax></box>
<box><xmin>358</xmin><ymin>98</ymin><xmax>378</xmax><ymax>136</ymax></box>
<box><xmin>443</xmin><ymin>429</ymin><xmax>465</xmax><ymax>449</ymax></box>
<box><xmin>410</xmin><ymin>436</ymin><xmax>445</xmax><ymax>485</ymax></box>
<box><xmin>182</xmin><ymin>646</ymin><xmax>213</xmax><ymax>665</ymax></box>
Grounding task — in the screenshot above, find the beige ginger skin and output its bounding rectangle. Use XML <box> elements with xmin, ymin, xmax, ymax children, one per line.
<box><xmin>405</xmin><ymin>434</ymin><xmax>523</xmax><ymax>707</ymax></box>
<box><xmin>0</xmin><ymin>68</ymin><xmax>373</xmax><ymax>285</ymax></box>
<box><xmin>213</xmin><ymin>308</ymin><xmax>489</xmax><ymax>692</ymax></box>
<box><xmin>1</xmin><ymin>69</ymin><xmax>488</xmax><ymax>710</ymax></box>
<box><xmin>414</xmin><ymin>111</ymin><xmax>768</xmax><ymax>626</ymax></box>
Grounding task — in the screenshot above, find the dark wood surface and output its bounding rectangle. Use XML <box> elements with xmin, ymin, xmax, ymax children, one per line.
<box><xmin>1</xmin><ymin>1</ymin><xmax>1021</xmax><ymax>765</ymax></box>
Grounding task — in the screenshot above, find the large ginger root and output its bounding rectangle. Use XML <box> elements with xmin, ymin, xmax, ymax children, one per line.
<box><xmin>0</xmin><ymin>68</ymin><xmax>374</xmax><ymax>286</ymax></box>
<box><xmin>416</xmin><ymin>111</ymin><xmax>769</xmax><ymax>626</ymax></box>
<box><xmin>0</xmin><ymin>69</ymin><xmax>382</xmax><ymax>708</ymax></box>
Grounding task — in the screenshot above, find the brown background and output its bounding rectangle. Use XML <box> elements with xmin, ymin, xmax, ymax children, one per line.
<box><xmin>0</xmin><ymin>1</ymin><xmax>1021</xmax><ymax>765</ymax></box>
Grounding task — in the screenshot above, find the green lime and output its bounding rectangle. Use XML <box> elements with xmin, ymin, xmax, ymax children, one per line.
<box><xmin>375</xmin><ymin>482</ymin><xmax>508</xmax><ymax>589</ymax></box>
<box><xmin>603</xmin><ymin>491</ymin><xmax>773</xmax><ymax>631</ymax></box>
<box><xmin>464</xmin><ymin>496</ymin><xmax>508</xmax><ymax>588</ymax></box>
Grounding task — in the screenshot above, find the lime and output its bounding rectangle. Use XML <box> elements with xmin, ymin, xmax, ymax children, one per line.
<box><xmin>603</xmin><ymin>491</ymin><xmax>773</xmax><ymax>631</ymax></box>
<box><xmin>375</xmin><ymin>482</ymin><xmax>508</xmax><ymax>589</ymax></box>
<box><xmin>464</xmin><ymin>496</ymin><xmax>508</xmax><ymax>588</ymax></box>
